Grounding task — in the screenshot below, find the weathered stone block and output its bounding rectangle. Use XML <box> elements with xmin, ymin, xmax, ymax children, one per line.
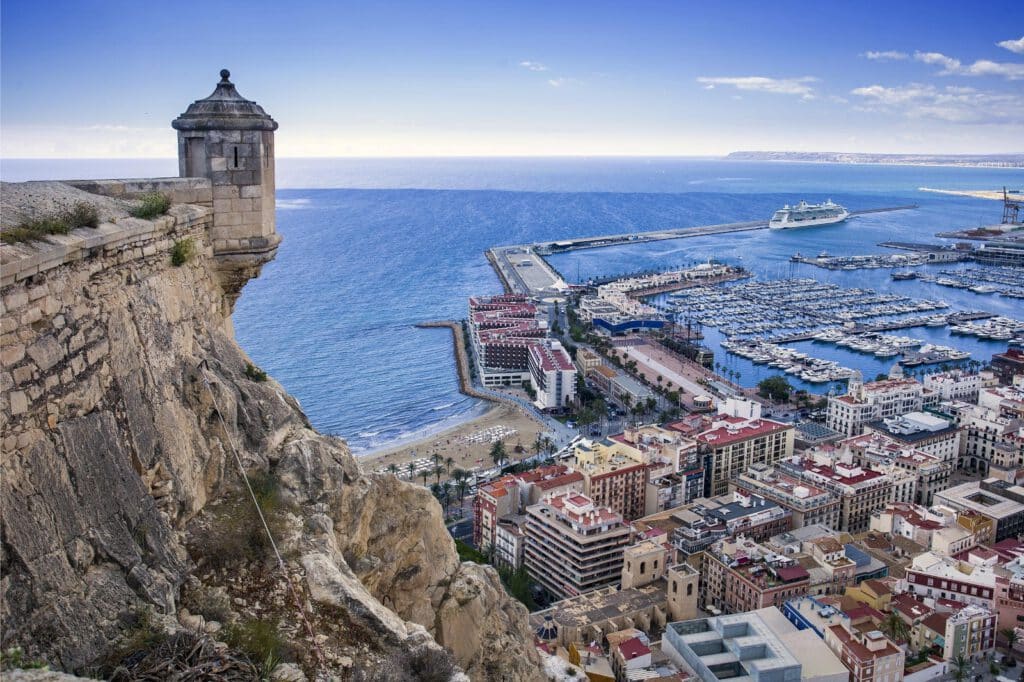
<box><xmin>13</xmin><ymin>365</ymin><xmax>34</xmax><ymax>385</ymax></box>
<box><xmin>212</xmin><ymin>184</ymin><xmax>239</xmax><ymax>199</ymax></box>
<box><xmin>1</xmin><ymin>342</ymin><xmax>25</xmax><ymax>366</ymax></box>
<box><xmin>27</xmin><ymin>334</ymin><xmax>65</xmax><ymax>372</ymax></box>
<box><xmin>4</xmin><ymin>290</ymin><xmax>28</xmax><ymax>311</ymax></box>
<box><xmin>8</xmin><ymin>389</ymin><xmax>28</xmax><ymax>415</ymax></box>
<box><xmin>20</xmin><ymin>306</ymin><xmax>42</xmax><ymax>326</ymax></box>
<box><xmin>210</xmin><ymin>157</ymin><xmax>227</xmax><ymax>172</ymax></box>
<box><xmin>240</xmin><ymin>185</ymin><xmax>263</xmax><ymax>199</ymax></box>
<box><xmin>213</xmin><ymin>199</ymin><xmax>233</xmax><ymax>214</ymax></box>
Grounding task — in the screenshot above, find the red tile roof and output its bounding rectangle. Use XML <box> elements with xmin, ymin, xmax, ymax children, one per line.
<box><xmin>617</xmin><ymin>637</ymin><xmax>651</xmax><ymax>661</ymax></box>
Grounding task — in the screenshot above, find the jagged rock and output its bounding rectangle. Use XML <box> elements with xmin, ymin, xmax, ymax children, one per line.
<box><xmin>1</xmin><ymin>183</ymin><xmax>544</xmax><ymax>680</ymax></box>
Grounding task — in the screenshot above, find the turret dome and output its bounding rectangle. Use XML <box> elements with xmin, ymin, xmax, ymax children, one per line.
<box><xmin>172</xmin><ymin>69</ymin><xmax>277</xmax><ymax>132</ymax></box>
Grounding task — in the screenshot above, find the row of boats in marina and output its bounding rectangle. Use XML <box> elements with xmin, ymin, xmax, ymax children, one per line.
<box><xmin>910</xmin><ymin>267</ymin><xmax>1024</xmax><ymax>299</ymax></box>
<box><xmin>665</xmin><ymin>278</ymin><xmax>950</xmax><ymax>338</ymax></box>
<box><xmin>949</xmin><ymin>316</ymin><xmax>1024</xmax><ymax>342</ymax></box>
<box><xmin>720</xmin><ymin>338</ymin><xmax>856</xmax><ymax>383</ymax></box>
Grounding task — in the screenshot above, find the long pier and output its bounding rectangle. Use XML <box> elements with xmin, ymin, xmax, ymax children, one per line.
<box><xmin>532</xmin><ymin>205</ymin><xmax>918</xmax><ymax>255</ymax></box>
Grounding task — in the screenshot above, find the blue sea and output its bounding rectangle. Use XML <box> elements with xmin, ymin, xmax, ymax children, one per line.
<box><xmin>4</xmin><ymin>157</ymin><xmax>1022</xmax><ymax>453</ymax></box>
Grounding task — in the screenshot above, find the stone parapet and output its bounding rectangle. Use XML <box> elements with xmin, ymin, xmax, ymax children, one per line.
<box><xmin>0</xmin><ymin>204</ymin><xmax>211</xmax><ymax>289</ymax></box>
<box><xmin>64</xmin><ymin>177</ymin><xmax>213</xmax><ymax>207</ymax></box>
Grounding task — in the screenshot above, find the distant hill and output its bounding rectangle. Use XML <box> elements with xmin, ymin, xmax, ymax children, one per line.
<box><xmin>726</xmin><ymin>151</ymin><xmax>1024</xmax><ymax>168</ymax></box>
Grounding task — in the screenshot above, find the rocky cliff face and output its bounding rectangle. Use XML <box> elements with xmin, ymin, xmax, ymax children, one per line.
<box><xmin>0</xmin><ymin>182</ymin><xmax>542</xmax><ymax>680</ymax></box>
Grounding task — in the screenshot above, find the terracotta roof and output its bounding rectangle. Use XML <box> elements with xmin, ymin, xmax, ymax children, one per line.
<box><xmin>827</xmin><ymin>624</ymin><xmax>900</xmax><ymax>661</ymax></box>
<box><xmin>863</xmin><ymin>579</ymin><xmax>892</xmax><ymax>596</ymax></box>
<box><xmin>617</xmin><ymin>637</ymin><xmax>651</xmax><ymax>661</ymax></box>
<box><xmin>921</xmin><ymin>612</ymin><xmax>949</xmax><ymax>634</ymax></box>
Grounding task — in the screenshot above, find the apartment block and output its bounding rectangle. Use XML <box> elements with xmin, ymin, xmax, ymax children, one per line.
<box><xmin>733</xmin><ymin>462</ymin><xmax>840</xmax><ymax>529</ymax></box>
<box><xmin>826</xmin><ymin>374</ymin><xmax>925</xmax><ymax>437</ymax></box>
<box><xmin>524</xmin><ymin>492</ymin><xmax>632</xmax><ymax>599</ymax></box>
<box><xmin>697</xmin><ymin>413</ymin><xmax>794</xmax><ymax>497</ymax></box>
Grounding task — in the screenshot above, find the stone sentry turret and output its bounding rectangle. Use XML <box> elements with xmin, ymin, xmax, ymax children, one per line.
<box><xmin>173</xmin><ymin>69</ymin><xmax>280</xmax><ymax>306</ymax></box>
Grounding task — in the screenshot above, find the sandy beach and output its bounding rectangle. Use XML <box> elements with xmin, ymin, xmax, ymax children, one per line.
<box><xmin>359</xmin><ymin>402</ymin><xmax>552</xmax><ymax>482</ymax></box>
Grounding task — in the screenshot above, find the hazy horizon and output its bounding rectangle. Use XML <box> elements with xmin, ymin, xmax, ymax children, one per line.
<box><xmin>3</xmin><ymin>1</ymin><xmax>1023</xmax><ymax>158</ymax></box>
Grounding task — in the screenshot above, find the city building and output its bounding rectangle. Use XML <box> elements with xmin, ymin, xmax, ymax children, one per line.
<box><xmin>826</xmin><ymin>373</ymin><xmax>925</xmax><ymax>437</ymax></box>
<box><xmin>904</xmin><ymin>551</ymin><xmax>998</xmax><ymax>608</ymax></box>
<box><xmin>823</xmin><ymin>618</ymin><xmax>905</xmax><ymax>682</ymax></box>
<box><xmin>778</xmin><ymin>455</ymin><xmax>900</xmax><ymax>534</ymax></box>
<box><xmin>870</xmin><ymin>502</ymin><xmax>985</xmax><ymax>556</ymax></box>
<box><xmin>940</xmin><ymin>604</ymin><xmax>996</xmax><ymax>661</ymax></box>
<box><xmin>573</xmin><ymin>438</ymin><xmax>648</xmax><ymax>521</ymax></box>
<box><xmin>840</xmin><ymin>431</ymin><xmax>952</xmax><ymax>506</ymax></box>
<box><xmin>934</xmin><ymin>479</ymin><xmax>1024</xmax><ymax>542</ymax></box>
<box><xmin>468</xmin><ymin>294</ymin><xmax>547</xmax><ymax>387</ymax></box>
<box><xmin>528</xmin><ymin>549</ymin><xmax>699</xmax><ymax>649</ymax></box>
<box><xmin>524</xmin><ymin>492</ymin><xmax>632</xmax><ymax>599</ymax></box>
<box><xmin>923</xmin><ymin>369</ymin><xmax>986</xmax><ymax>403</ymax></box>
<box><xmin>864</xmin><ymin>411</ymin><xmax>961</xmax><ymax>465</ymax></box>
<box><xmin>991</xmin><ymin>345</ymin><xmax>1024</xmax><ymax>385</ymax></box>
<box><xmin>733</xmin><ymin>462</ymin><xmax>840</xmax><ymax>529</ymax></box>
<box><xmin>663</xmin><ymin>608</ymin><xmax>848</xmax><ymax>682</ymax></box>
<box><xmin>950</xmin><ymin>386</ymin><xmax>1024</xmax><ymax>477</ymax></box>
<box><xmin>702</xmin><ymin>536</ymin><xmax>811</xmax><ymax>614</ymax></box>
<box><xmin>528</xmin><ymin>339</ymin><xmax>577</xmax><ymax>410</ymax></box>
<box><xmin>696</xmin><ymin>411</ymin><xmax>795</xmax><ymax>497</ymax></box>
<box><xmin>617</xmin><ymin>425</ymin><xmax>705</xmax><ymax>511</ymax></box>
<box><xmin>473</xmin><ymin>464</ymin><xmax>584</xmax><ymax>552</ymax></box>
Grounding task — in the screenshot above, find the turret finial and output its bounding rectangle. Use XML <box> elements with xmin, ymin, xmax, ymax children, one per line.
<box><xmin>219</xmin><ymin>69</ymin><xmax>231</xmax><ymax>82</ymax></box>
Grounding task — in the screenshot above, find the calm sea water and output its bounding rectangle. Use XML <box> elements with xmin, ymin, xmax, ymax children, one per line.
<box><xmin>4</xmin><ymin>158</ymin><xmax>1021</xmax><ymax>452</ymax></box>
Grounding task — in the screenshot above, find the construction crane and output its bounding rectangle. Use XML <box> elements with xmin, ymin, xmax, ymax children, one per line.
<box><xmin>1003</xmin><ymin>186</ymin><xmax>1022</xmax><ymax>225</ymax></box>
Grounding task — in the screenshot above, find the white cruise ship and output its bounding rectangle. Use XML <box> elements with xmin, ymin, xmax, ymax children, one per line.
<box><xmin>769</xmin><ymin>199</ymin><xmax>849</xmax><ymax>229</ymax></box>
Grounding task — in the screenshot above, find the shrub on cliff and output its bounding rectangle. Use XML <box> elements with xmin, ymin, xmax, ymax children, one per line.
<box><xmin>0</xmin><ymin>202</ymin><xmax>99</xmax><ymax>244</ymax></box>
<box><xmin>244</xmin><ymin>362</ymin><xmax>268</xmax><ymax>382</ymax></box>
<box><xmin>223</xmin><ymin>618</ymin><xmax>291</xmax><ymax>679</ymax></box>
<box><xmin>129</xmin><ymin>192</ymin><xmax>171</xmax><ymax>220</ymax></box>
<box><xmin>171</xmin><ymin>238</ymin><xmax>195</xmax><ymax>266</ymax></box>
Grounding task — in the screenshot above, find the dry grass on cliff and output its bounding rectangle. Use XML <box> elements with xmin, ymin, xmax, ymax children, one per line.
<box><xmin>187</xmin><ymin>471</ymin><xmax>295</xmax><ymax>570</ymax></box>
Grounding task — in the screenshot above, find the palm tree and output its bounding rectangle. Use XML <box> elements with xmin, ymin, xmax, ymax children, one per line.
<box><xmin>455</xmin><ymin>476</ymin><xmax>470</xmax><ymax>506</ymax></box>
<box><xmin>444</xmin><ymin>456</ymin><xmax>455</xmax><ymax>476</ymax></box>
<box><xmin>1001</xmin><ymin>627</ymin><xmax>1019</xmax><ymax>655</ymax></box>
<box><xmin>431</xmin><ymin>453</ymin><xmax>442</xmax><ymax>472</ymax></box>
<box><xmin>420</xmin><ymin>468</ymin><xmax>430</xmax><ymax>486</ymax></box>
<box><xmin>532</xmin><ymin>435</ymin><xmax>544</xmax><ymax>456</ymax></box>
<box><xmin>489</xmin><ymin>440</ymin><xmax>507</xmax><ymax>467</ymax></box>
<box><xmin>440</xmin><ymin>480</ymin><xmax>453</xmax><ymax>515</ymax></box>
<box><xmin>881</xmin><ymin>611</ymin><xmax>909</xmax><ymax>643</ymax></box>
<box><xmin>386</xmin><ymin>463</ymin><xmax>399</xmax><ymax>476</ymax></box>
<box><xmin>952</xmin><ymin>653</ymin><xmax>970</xmax><ymax>682</ymax></box>
<box><xmin>433</xmin><ymin>465</ymin><xmax>444</xmax><ymax>484</ymax></box>
<box><xmin>406</xmin><ymin>462</ymin><xmax>416</xmax><ymax>480</ymax></box>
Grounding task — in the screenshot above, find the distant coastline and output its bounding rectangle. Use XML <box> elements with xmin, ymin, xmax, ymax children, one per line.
<box><xmin>727</xmin><ymin>151</ymin><xmax>1024</xmax><ymax>169</ymax></box>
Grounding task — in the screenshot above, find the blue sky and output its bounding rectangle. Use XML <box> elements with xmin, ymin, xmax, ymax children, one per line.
<box><xmin>2</xmin><ymin>0</ymin><xmax>1022</xmax><ymax>157</ymax></box>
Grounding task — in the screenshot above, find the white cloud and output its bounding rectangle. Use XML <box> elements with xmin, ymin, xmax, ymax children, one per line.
<box><xmin>547</xmin><ymin>77</ymin><xmax>582</xmax><ymax>88</ymax></box>
<box><xmin>997</xmin><ymin>36</ymin><xmax>1024</xmax><ymax>54</ymax></box>
<box><xmin>863</xmin><ymin>51</ymin><xmax>908</xmax><ymax>61</ymax></box>
<box><xmin>519</xmin><ymin>60</ymin><xmax>549</xmax><ymax>72</ymax></box>
<box><xmin>914</xmin><ymin>50</ymin><xmax>1024</xmax><ymax>80</ymax></box>
<box><xmin>851</xmin><ymin>82</ymin><xmax>1024</xmax><ymax>123</ymax></box>
<box><xmin>696</xmin><ymin>76</ymin><xmax>818</xmax><ymax>99</ymax></box>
